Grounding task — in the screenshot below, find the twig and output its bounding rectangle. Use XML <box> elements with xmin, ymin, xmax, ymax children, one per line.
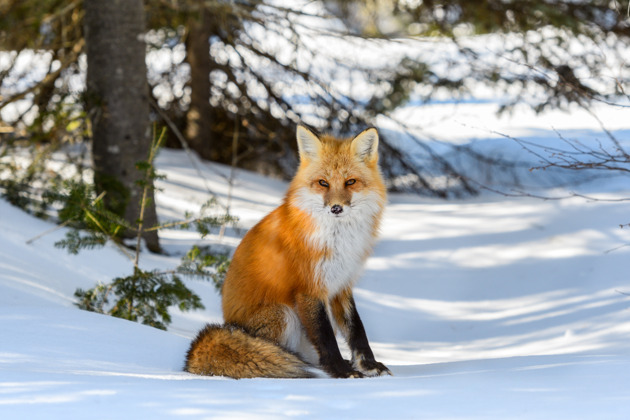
<box><xmin>219</xmin><ymin>116</ymin><xmax>240</xmax><ymax>240</ymax></box>
<box><xmin>143</xmin><ymin>214</ymin><xmax>227</xmax><ymax>232</ymax></box>
<box><xmin>25</xmin><ymin>219</ymin><xmax>72</xmax><ymax>245</ymax></box>
<box><xmin>0</xmin><ymin>39</ymin><xmax>85</xmax><ymax>112</ymax></box>
<box><xmin>605</xmin><ymin>244</ymin><xmax>630</xmax><ymax>254</ymax></box>
<box><xmin>84</xmin><ymin>208</ymin><xmax>133</xmax><ymax>260</ymax></box>
<box><xmin>134</xmin><ymin>127</ymin><xmax>166</xmax><ymax>269</ymax></box>
<box><xmin>148</xmin><ymin>96</ymin><xmax>228</xmax><ymax>211</ymax></box>
<box><xmin>25</xmin><ymin>190</ymin><xmax>107</xmax><ymax>245</ymax></box>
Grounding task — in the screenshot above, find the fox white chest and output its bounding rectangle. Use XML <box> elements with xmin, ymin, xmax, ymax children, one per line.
<box><xmin>311</xmin><ymin>219</ymin><xmax>375</xmax><ymax>297</ymax></box>
<box><xmin>300</xmin><ymin>192</ymin><xmax>383</xmax><ymax>298</ymax></box>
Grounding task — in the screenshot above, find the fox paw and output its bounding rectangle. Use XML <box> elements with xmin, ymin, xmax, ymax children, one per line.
<box><xmin>331</xmin><ymin>367</ymin><xmax>365</xmax><ymax>378</ymax></box>
<box><xmin>345</xmin><ymin>370</ymin><xmax>365</xmax><ymax>379</ymax></box>
<box><xmin>326</xmin><ymin>361</ymin><xmax>365</xmax><ymax>378</ymax></box>
<box><xmin>356</xmin><ymin>359</ymin><xmax>392</xmax><ymax>377</ymax></box>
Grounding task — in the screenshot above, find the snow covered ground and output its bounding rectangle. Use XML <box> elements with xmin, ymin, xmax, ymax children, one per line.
<box><xmin>2</xmin><ymin>99</ymin><xmax>630</xmax><ymax>419</ymax></box>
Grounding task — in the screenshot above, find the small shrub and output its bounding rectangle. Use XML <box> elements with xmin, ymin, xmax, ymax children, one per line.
<box><xmin>45</xmin><ymin>128</ymin><xmax>235</xmax><ymax>329</ymax></box>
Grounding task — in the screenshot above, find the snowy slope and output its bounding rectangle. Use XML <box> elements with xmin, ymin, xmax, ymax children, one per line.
<box><xmin>2</xmin><ymin>101</ymin><xmax>630</xmax><ymax>419</ymax></box>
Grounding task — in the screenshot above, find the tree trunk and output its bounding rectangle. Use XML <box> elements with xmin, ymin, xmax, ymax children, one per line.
<box><xmin>185</xmin><ymin>10</ymin><xmax>215</xmax><ymax>160</ymax></box>
<box><xmin>84</xmin><ymin>0</ymin><xmax>160</xmax><ymax>252</ymax></box>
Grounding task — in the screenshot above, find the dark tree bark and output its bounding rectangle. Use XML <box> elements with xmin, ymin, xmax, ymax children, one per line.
<box><xmin>84</xmin><ymin>0</ymin><xmax>160</xmax><ymax>252</ymax></box>
<box><xmin>185</xmin><ymin>10</ymin><xmax>215</xmax><ymax>160</ymax></box>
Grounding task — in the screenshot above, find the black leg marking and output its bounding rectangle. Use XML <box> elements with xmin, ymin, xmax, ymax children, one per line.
<box><xmin>347</xmin><ymin>297</ymin><xmax>392</xmax><ymax>377</ymax></box>
<box><xmin>297</xmin><ymin>296</ymin><xmax>363</xmax><ymax>378</ymax></box>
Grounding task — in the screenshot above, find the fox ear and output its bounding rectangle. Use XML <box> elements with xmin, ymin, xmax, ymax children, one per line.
<box><xmin>296</xmin><ymin>125</ymin><xmax>322</xmax><ymax>161</ymax></box>
<box><xmin>351</xmin><ymin>128</ymin><xmax>379</xmax><ymax>162</ymax></box>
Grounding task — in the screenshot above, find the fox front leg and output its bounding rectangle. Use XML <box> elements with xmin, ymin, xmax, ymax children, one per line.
<box><xmin>331</xmin><ymin>292</ymin><xmax>392</xmax><ymax>377</ymax></box>
<box><xmin>296</xmin><ymin>294</ymin><xmax>364</xmax><ymax>378</ymax></box>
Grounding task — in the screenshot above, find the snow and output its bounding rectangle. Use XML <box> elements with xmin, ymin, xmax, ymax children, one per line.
<box><xmin>2</xmin><ymin>78</ymin><xmax>630</xmax><ymax>418</ymax></box>
<box><xmin>3</xmin><ymin>104</ymin><xmax>630</xmax><ymax>419</ymax></box>
<box><xmin>3</xmin><ymin>2</ymin><xmax>630</xmax><ymax>415</ymax></box>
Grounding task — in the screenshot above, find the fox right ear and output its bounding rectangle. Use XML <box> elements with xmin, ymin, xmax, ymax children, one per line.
<box><xmin>296</xmin><ymin>125</ymin><xmax>322</xmax><ymax>161</ymax></box>
<box><xmin>351</xmin><ymin>127</ymin><xmax>379</xmax><ymax>163</ymax></box>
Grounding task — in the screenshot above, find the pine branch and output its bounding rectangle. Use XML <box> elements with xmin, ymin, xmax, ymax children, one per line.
<box><xmin>134</xmin><ymin>127</ymin><xmax>167</xmax><ymax>269</ymax></box>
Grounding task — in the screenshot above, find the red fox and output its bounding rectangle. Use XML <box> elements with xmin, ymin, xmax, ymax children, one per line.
<box><xmin>185</xmin><ymin>125</ymin><xmax>391</xmax><ymax>379</ymax></box>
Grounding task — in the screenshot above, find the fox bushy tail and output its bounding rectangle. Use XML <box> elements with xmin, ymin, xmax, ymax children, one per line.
<box><xmin>185</xmin><ymin>323</ymin><xmax>317</xmax><ymax>379</ymax></box>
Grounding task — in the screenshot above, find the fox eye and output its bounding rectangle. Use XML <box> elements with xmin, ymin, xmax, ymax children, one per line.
<box><xmin>345</xmin><ymin>179</ymin><xmax>356</xmax><ymax>186</ymax></box>
<box><xmin>318</xmin><ymin>179</ymin><xmax>329</xmax><ymax>187</ymax></box>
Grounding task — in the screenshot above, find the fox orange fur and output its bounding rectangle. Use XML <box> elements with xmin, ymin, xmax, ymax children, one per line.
<box><xmin>185</xmin><ymin>125</ymin><xmax>391</xmax><ymax>379</ymax></box>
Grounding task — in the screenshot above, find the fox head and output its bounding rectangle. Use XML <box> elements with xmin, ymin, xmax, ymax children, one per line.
<box><xmin>289</xmin><ymin>125</ymin><xmax>386</xmax><ymax>220</ymax></box>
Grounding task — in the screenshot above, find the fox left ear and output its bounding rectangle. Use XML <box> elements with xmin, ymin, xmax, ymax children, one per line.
<box><xmin>296</xmin><ymin>125</ymin><xmax>322</xmax><ymax>162</ymax></box>
<box><xmin>351</xmin><ymin>128</ymin><xmax>379</xmax><ymax>163</ymax></box>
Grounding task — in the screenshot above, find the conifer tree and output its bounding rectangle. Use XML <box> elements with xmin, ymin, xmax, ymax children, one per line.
<box><xmin>2</xmin><ymin>1</ymin><xmax>629</xmax><ymax>198</ymax></box>
<box><xmin>83</xmin><ymin>0</ymin><xmax>160</xmax><ymax>251</ymax></box>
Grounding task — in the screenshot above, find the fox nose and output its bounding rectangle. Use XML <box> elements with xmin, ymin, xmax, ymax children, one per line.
<box><xmin>331</xmin><ymin>204</ymin><xmax>343</xmax><ymax>215</ymax></box>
